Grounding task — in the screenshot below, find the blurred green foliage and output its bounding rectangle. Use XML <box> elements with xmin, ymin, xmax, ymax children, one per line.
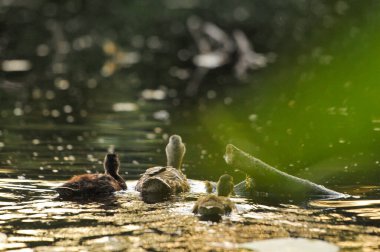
<box><xmin>1</xmin><ymin>0</ymin><xmax>379</xmax><ymax>185</ymax></box>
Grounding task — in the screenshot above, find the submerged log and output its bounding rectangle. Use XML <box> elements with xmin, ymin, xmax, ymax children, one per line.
<box><xmin>225</xmin><ymin>144</ymin><xmax>347</xmax><ymax>199</ymax></box>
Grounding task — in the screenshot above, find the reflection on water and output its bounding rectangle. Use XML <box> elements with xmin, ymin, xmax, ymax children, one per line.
<box><xmin>310</xmin><ymin>194</ymin><xmax>380</xmax><ymax>221</ymax></box>
<box><xmin>310</xmin><ymin>199</ymin><xmax>380</xmax><ymax>208</ymax></box>
<box><xmin>0</xmin><ymin>178</ymin><xmax>380</xmax><ymax>251</ymax></box>
<box><xmin>1</xmin><ymin>1</ymin><xmax>380</xmax><ymax>251</ymax></box>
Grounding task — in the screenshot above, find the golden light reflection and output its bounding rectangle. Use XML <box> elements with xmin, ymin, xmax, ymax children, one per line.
<box><xmin>120</xmin><ymin>225</ymin><xmax>142</xmax><ymax>232</ymax></box>
<box><xmin>346</xmin><ymin>208</ymin><xmax>380</xmax><ymax>220</ymax></box>
<box><xmin>15</xmin><ymin>230</ymin><xmax>44</xmax><ymax>236</ymax></box>
<box><xmin>41</xmin><ymin>208</ymin><xmax>82</xmax><ymax>214</ymax></box>
<box><xmin>0</xmin><ymin>168</ymin><xmax>15</xmax><ymax>173</ymax></box>
<box><xmin>0</xmin><ymin>179</ymin><xmax>56</xmax><ymax>194</ymax></box>
<box><xmin>7</xmin><ymin>236</ymin><xmax>54</xmax><ymax>242</ymax></box>
<box><xmin>310</xmin><ymin>199</ymin><xmax>380</xmax><ymax>208</ymax></box>
<box><xmin>30</xmin><ymin>201</ymin><xmax>65</xmax><ymax>209</ymax></box>
<box><xmin>0</xmin><ymin>213</ymin><xmax>25</xmax><ymax>220</ymax></box>
<box><xmin>0</xmin><ymin>242</ymin><xmax>27</xmax><ymax>250</ymax></box>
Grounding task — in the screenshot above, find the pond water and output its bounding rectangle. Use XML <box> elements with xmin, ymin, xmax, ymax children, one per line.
<box><xmin>1</xmin><ymin>1</ymin><xmax>380</xmax><ymax>251</ymax></box>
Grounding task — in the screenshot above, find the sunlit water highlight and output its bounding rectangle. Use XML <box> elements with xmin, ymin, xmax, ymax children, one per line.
<box><xmin>1</xmin><ymin>1</ymin><xmax>380</xmax><ymax>250</ymax></box>
<box><xmin>0</xmin><ymin>177</ymin><xmax>379</xmax><ymax>250</ymax></box>
<box><xmin>1</xmin><ymin>76</ymin><xmax>379</xmax><ymax>250</ymax></box>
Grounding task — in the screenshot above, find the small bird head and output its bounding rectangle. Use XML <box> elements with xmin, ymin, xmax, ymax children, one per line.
<box><xmin>104</xmin><ymin>153</ymin><xmax>120</xmax><ymax>174</ymax></box>
<box><xmin>219</xmin><ymin>174</ymin><xmax>233</xmax><ymax>183</ymax></box>
<box><xmin>168</xmin><ymin>135</ymin><xmax>182</xmax><ymax>145</ymax></box>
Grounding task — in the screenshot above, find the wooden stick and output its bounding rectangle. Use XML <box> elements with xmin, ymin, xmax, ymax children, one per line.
<box><xmin>225</xmin><ymin>144</ymin><xmax>346</xmax><ymax>199</ymax></box>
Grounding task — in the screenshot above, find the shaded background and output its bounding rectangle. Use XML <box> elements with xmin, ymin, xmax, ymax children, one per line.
<box><xmin>1</xmin><ymin>0</ymin><xmax>380</xmax><ymax>187</ymax></box>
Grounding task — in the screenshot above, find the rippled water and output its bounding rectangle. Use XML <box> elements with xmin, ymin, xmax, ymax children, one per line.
<box><xmin>1</xmin><ymin>110</ymin><xmax>380</xmax><ymax>251</ymax></box>
<box><xmin>1</xmin><ymin>99</ymin><xmax>379</xmax><ymax>251</ymax></box>
<box><xmin>0</xmin><ymin>176</ymin><xmax>379</xmax><ymax>251</ymax></box>
<box><xmin>0</xmin><ymin>86</ymin><xmax>380</xmax><ymax>249</ymax></box>
<box><xmin>1</xmin><ymin>1</ymin><xmax>380</xmax><ymax>251</ymax></box>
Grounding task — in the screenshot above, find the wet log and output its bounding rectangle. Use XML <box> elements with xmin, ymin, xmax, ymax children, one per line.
<box><xmin>225</xmin><ymin>144</ymin><xmax>347</xmax><ymax>199</ymax></box>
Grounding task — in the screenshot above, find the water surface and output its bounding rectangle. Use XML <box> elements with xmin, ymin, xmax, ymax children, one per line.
<box><xmin>1</xmin><ymin>1</ymin><xmax>380</xmax><ymax>251</ymax></box>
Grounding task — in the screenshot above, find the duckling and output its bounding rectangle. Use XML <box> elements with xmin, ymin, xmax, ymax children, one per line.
<box><xmin>204</xmin><ymin>180</ymin><xmax>214</xmax><ymax>194</ymax></box>
<box><xmin>56</xmin><ymin>153</ymin><xmax>127</xmax><ymax>199</ymax></box>
<box><xmin>217</xmin><ymin>174</ymin><xmax>234</xmax><ymax>196</ymax></box>
<box><xmin>135</xmin><ymin>135</ymin><xmax>190</xmax><ymax>199</ymax></box>
<box><xmin>193</xmin><ymin>174</ymin><xmax>235</xmax><ymax>217</ymax></box>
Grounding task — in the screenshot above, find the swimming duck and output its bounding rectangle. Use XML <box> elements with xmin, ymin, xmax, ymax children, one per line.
<box><xmin>135</xmin><ymin>135</ymin><xmax>190</xmax><ymax>200</ymax></box>
<box><xmin>193</xmin><ymin>174</ymin><xmax>235</xmax><ymax>217</ymax></box>
<box><xmin>56</xmin><ymin>153</ymin><xmax>127</xmax><ymax>199</ymax></box>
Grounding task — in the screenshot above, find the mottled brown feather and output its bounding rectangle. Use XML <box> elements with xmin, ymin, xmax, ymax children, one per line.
<box><xmin>55</xmin><ymin>153</ymin><xmax>126</xmax><ymax>199</ymax></box>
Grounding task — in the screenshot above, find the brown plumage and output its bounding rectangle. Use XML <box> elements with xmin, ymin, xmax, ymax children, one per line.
<box><xmin>192</xmin><ymin>194</ymin><xmax>235</xmax><ymax>216</ymax></box>
<box><xmin>193</xmin><ymin>174</ymin><xmax>236</xmax><ymax>217</ymax></box>
<box><xmin>56</xmin><ymin>153</ymin><xmax>126</xmax><ymax>199</ymax></box>
<box><xmin>135</xmin><ymin>135</ymin><xmax>189</xmax><ymax>199</ymax></box>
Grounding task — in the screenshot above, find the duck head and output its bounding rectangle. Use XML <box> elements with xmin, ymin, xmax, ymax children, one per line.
<box><xmin>104</xmin><ymin>153</ymin><xmax>120</xmax><ymax>175</ymax></box>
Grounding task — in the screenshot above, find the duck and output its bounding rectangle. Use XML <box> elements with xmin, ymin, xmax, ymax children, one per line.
<box><xmin>135</xmin><ymin>135</ymin><xmax>190</xmax><ymax>201</ymax></box>
<box><xmin>193</xmin><ymin>174</ymin><xmax>235</xmax><ymax>217</ymax></box>
<box><xmin>55</xmin><ymin>153</ymin><xmax>127</xmax><ymax>199</ymax></box>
